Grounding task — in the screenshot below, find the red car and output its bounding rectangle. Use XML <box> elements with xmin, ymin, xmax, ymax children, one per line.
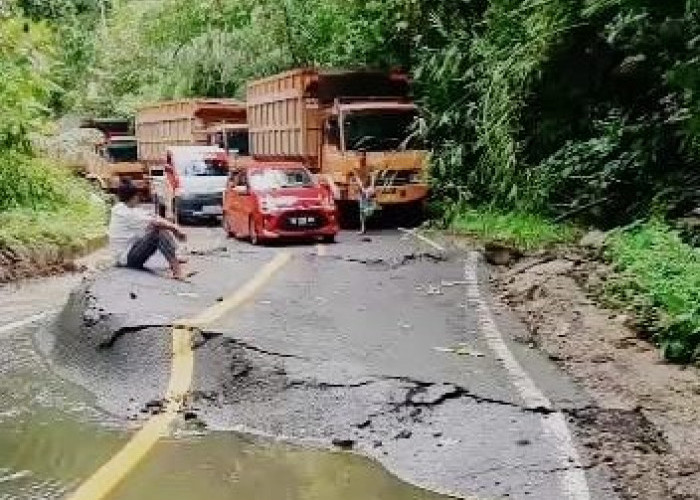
<box><xmin>223</xmin><ymin>164</ymin><xmax>339</xmax><ymax>244</ymax></box>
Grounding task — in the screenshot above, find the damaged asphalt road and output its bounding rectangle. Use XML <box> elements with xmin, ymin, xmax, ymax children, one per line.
<box><xmin>48</xmin><ymin>229</ymin><xmax>619</xmax><ymax>499</ymax></box>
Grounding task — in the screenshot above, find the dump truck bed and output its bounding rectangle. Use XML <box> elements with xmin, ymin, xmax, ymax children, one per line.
<box><xmin>135</xmin><ymin>99</ymin><xmax>246</xmax><ymax>165</ymax></box>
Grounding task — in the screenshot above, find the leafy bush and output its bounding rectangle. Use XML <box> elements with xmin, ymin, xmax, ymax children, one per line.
<box><xmin>605</xmin><ymin>221</ymin><xmax>700</xmax><ymax>363</ymax></box>
<box><xmin>0</xmin><ymin>152</ymin><xmax>70</xmax><ymax>210</ymax></box>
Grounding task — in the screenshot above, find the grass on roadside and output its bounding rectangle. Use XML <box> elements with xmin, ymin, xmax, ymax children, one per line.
<box><xmin>605</xmin><ymin>221</ymin><xmax>700</xmax><ymax>363</ymax></box>
<box><xmin>0</xmin><ymin>199</ymin><xmax>106</xmax><ymax>254</ymax></box>
<box><xmin>450</xmin><ymin>208</ymin><xmax>579</xmax><ymax>251</ymax></box>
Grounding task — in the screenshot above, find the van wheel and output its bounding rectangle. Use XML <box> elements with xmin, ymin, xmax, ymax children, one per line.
<box><xmin>249</xmin><ymin>217</ymin><xmax>260</xmax><ymax>245</ymax></box>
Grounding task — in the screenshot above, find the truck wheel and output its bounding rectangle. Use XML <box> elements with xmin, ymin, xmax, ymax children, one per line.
<box><xmin>249</xmin><ymin>217</ymin><xmax>260</xmax><ymax>245</ymax></box>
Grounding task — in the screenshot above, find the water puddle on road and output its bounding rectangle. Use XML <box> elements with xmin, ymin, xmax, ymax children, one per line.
<box><xmin>1</xmin><ymin>316</ymin><xmax>452</xmax><ymax>499</ymax></box>
<box><xmin>106</xmin><ymin>431</ymin><xmax>452</xmax><ymax>500</ymax></box>
<box><xmin>0</xmin><ymin>409</ymin><xmax>127</xmax><ymax>499</ymax></box>
<box><xmin>1</xmin><ymin>420</ymin><xmax>453</xmax><ymax>500</ymax></box>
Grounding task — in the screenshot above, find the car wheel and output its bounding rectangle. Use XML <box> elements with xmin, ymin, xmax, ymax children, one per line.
<box><xmin>249</xmin><ymin>217</ymin><xmax>260</xmax><ymax>245</ymax></box>
<box><xmin>222</xmin><ymin>214</ymin><xmax>235</xmax><ymax>238</ymax></box>
<box><xmin>322</xmin><ymin>234</ymin><xmax>336</xmax><ymax>244</ymax></box>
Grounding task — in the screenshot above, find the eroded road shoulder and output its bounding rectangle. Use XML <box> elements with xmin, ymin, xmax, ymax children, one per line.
<box><xmin>48</xmin><ymin>229</ymin><xmax>618</xmax><ymax>499</ymax></box>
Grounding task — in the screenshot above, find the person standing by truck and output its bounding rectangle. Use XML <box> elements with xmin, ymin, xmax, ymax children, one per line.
<box><xmin>109</xmin><ymin>179</ymin><xmax>188</xmax><ymax>280</ymax></box>
<box><xmin>353</xmin><ymin>172</ymin><xmax>378</xmax><ymax>235</ymax></box>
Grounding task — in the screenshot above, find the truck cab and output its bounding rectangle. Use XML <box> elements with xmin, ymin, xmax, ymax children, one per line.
<box><xmin>80</xmin><ymin>119</ymin><xmax>148</xmax><ymax>195</ymax></box>
<box><xmin>205</xmin><ymin>123</ymin><xmax>253</xmax><ymax>169</ymax></box>
<box><xmin>322</xmin><ymin>100</ymin><xmax>427</xmax><ymax>207</ymax></box>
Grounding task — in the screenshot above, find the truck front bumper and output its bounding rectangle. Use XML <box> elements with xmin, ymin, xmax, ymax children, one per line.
<box><xmin>374</xmin><ymin>184</ymin><xmax>429</xmax><ymax>205</ymax></box>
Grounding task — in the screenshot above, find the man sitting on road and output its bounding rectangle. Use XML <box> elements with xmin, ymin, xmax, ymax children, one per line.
<box><xmin>109</xmin><ymin>179</ymin><xmax>187</xmax><ymax>280</ymax></box>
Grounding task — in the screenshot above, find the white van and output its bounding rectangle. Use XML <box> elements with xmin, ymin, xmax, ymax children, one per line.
<box><xmin>150</xmin><ymin>146</ymin><xmax>229</xmax><ymax>223</ymax></box>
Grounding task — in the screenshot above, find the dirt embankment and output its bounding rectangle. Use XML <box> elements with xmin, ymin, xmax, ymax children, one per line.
<box><xmin>0</xmin><ymin>236</ymin><xmax>106</xmax><ymax>283</ymax></box>
<box><xmin>491</xmin><ymin>250</ymin><xmax>700</xmax><ymax>500</ymax></box>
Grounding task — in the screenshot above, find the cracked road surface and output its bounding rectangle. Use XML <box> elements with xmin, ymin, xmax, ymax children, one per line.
<box><xmin>3</xmin><ymin>227</ymin><xmax>619</xmax><ymax>499</ymax></box>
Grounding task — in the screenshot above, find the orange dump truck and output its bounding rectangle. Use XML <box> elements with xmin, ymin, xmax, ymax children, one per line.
<box><xmin>246</xmin><ymin>69</ymin><xmax>429</xmax><ymax>216</ymax></box>
<box><xmin>135</xmin><ymin>98</ymin><xmax>251</xmax><ymax>171</ymax></box>
<box><xmin>79</xmin><ymin>118</ymin><xmax>148</xmax><ymax>195</ymax></box>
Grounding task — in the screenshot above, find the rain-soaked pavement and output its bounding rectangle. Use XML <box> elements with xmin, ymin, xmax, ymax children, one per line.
<box><xmin>0</xmin><ymin>227</ymin><xmax>619</xmax><ymax>499</ymax></box>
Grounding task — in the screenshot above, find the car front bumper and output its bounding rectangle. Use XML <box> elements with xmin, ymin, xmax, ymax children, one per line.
<box><xmin>177</xmin><ymin>194</ymin><xmax>224</xmax><ymax>218</ymax></box>
<box><xmin>258</xmin><ymin>209</ymin><xmax>339</xmax><ymax>239</ymax></box>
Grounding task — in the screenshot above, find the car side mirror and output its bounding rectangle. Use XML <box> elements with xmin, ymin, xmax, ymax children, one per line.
<box><xmin>234</xmin><ymin>185</ymin><xmax>249</xmax><ymax>196</ymax></box>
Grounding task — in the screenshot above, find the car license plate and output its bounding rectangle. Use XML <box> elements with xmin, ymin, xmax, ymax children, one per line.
<box><xmin>202</xmin><ymin>205</ymin><xmax>222</xmax><ymax>215</ymax></box>
<box><xmin>291</xmin><ymin>216</ymin><xmax>316</xmax><ymax>226</ymax></box>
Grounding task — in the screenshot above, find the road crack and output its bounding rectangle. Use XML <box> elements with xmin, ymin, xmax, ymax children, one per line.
<box><xmin>98</xmin><ymin>324</ymin><xmax>172</xmax><ymax>349</ymax></box>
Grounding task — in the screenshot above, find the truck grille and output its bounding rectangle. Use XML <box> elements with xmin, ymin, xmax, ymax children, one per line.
<box><xmin>377</xmin><ymin>170</ymin><xmax>417</xmax><ymax>187</ymax></box>
<box><xmin>280</xmin><ymin>211</ymin><xmax>325</xmax><ymax>231</ymax></box>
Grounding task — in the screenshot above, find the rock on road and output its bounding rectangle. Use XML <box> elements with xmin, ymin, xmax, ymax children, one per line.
<box><xmin>7</xmin><ymin>227</ymin><xmax>619</xmax><ymax>499</ymax></box>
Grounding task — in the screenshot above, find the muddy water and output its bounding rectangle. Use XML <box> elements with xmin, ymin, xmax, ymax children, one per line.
<box><xmin>0</xmin><ymin>316</ymin><xmax>127</xmax><ymax>499</ymax></box>
<box><xmin>1</xmin><ymin>322</ymin><xmax>451</xmax><ymax>500</ymax></box>
<box><xmin>107</xmin><ymin>432</ymin><xmax>453</xmax><ymax>500</ymax></box>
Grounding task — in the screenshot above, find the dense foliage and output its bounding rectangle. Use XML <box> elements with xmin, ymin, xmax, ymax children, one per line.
<box><xmin>606</xmin><ymin>221</ymin><xmax>700</xmax><ymax>362</ymax></box>
<box><xmin>0</xmin><ymin>5</ymin><xmax>104</xmax><ymax>238</ymax></box>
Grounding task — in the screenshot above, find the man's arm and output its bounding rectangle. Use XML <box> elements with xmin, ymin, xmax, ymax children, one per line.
<box><xmin>149</xmin><ymin>216</ymin><xmax>187</xmax><ymax>241</ymax></box>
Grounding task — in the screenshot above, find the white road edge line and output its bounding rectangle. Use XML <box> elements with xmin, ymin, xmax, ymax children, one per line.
<box><xmin>398</xmin><ymin>227</ymin><xmax>446</xmax><ymax>253</ymax></box>
<box><xmin>0</xmin><ymin>311</ymin><xmax>55</xmax><ymax>335</ymax></box>
<box><xmin>465</xmin><ymin>252</ymin><xmax>591</xmax><ymax>500</ymax></box>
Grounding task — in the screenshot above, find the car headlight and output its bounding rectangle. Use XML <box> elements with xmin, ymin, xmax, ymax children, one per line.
<box><xmin>259</xmin><ymin>196</ymin><xmax>280</xmax><ymax>214</ymax></box>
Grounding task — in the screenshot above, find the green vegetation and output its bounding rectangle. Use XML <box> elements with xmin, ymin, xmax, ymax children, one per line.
<box><xmin>605</xmin><ymin>222</ymin><xmax>700</xmax><ymax>363</ymax></box>
<box><xmin>0</xmin><ymin>7</ymin><xmax>106</xmax><ymax>258</ymax></box>
<box><xmin>451</xmin><ymin>210</ymin><xmax>579</xmax><ymax>251</ymax></box>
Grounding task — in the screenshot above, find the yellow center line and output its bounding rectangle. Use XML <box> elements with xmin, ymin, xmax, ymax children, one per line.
<box><xmin>66</xmin><ymin>251</ymin><xmax>292</xmax><ymax>500</ymax></box>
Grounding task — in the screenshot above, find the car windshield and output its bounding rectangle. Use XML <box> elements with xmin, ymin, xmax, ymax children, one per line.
<box><xmin>249</xmin><ymin>169</ymin><xmax>314</xmax><ymax>191</ymax></box>
<box><xmin>343</xmin><ymin>110</ymin><xmax>421</xmax><ymax>152</ymax></box>
<box><xmin>181</xmin><ymin>159</ymin><xmax>228</xmax><ymax>177</ymax></box>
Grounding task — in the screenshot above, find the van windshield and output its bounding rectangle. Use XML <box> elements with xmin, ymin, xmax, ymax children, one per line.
<box><xmin>249</xmin><ymin>169</ymin><xmax>314</xmax><ymax>191</ymax></box>
<box><xmin>181</xmin><ymin>159</ymin><xmax>228</xmax><ymax>177</ymax></box>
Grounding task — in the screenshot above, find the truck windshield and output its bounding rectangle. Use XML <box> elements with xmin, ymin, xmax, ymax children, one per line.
<box><xmin>182</xmin><ymin>159</ymin><xmax>228</xmax><ymax>177</ymax></box>
<box><xmin>343</xmin><ymin>111</ymin><xmax>420</xmax><ymax>152</ymax></box>
<box><xmin>105</xmin><ymin>143</ymin><xmax>137</xmax><ymax>162</ymax></box>
<box><xmin>225</xmin><ymin>131</ymin><xmax>250</xmax><ymax>156</ymax></box>
<box><xmin>249</xmin><ymin>169</ymin><xmax>314</xmax><ymax>191</ymax></box>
